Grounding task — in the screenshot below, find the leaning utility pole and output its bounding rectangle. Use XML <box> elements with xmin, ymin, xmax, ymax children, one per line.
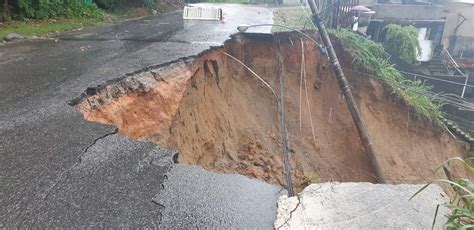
<box><xmin>307</xmin><ymin>0</ymin><xmax>386</xmax><ymax>183</ymax></box>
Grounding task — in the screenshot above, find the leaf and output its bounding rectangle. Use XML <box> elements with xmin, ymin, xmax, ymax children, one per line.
<box><xmin>459</xmin><ymin>224</ymin><xmax>474</xmax><ymax>230</ymax></box>
<box><xmin>410</xmin><ymin>182</ymin><xmax>434</xmax><ymax>200</ymax></box>
<box><xmin>434</xmin><ymin>157</ymin><xmax>474</xmax><ymax>174</ymax></box>
<box><xmin>431</xmin><ymin>204</ymin><xmax>440</xmax><ymax>230</ymax></box>
<box><xmin>410</xmin><ymin>179</ymin><xmax>474</xmax><ymax>202</ymax></box>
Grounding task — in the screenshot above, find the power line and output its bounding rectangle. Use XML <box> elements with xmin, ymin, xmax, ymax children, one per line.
<box><xmin>342</xmin><ymin>67</ymin><xmax>474</xmax><ymax>111</ymax></box>
<box><xmin>397</xmin><ymin>70</ymin><xmax>474</xmax><ymax>89</ymax></box>
<box><xmin>342</xmin><ymin>68</ymin><xmax>474</xmax><ymax>134</ymax></box>
<box><xmin>343</xmin><ymin>67</ymin><xmax>474</xmax><ymax>109</ymax></box>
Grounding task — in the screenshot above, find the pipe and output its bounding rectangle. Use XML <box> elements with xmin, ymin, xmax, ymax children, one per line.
<box><xmin>461</xmin><ymin>74</ymin><xmax>469</xmax><ymax>98</ymax></box>
<box><xmin>276</xmin><ymin>41</ymin><xmax>294</xmax><ymax>197</ymax></box>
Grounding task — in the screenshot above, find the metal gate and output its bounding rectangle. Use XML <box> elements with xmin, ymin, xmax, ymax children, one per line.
<box><xmin>316</xmin><ymin>0</ymin><xmax>359</xmax><ymax>28</ymax></box>
<box><xmin>183</xmin><ymin>6</ymin><xmax>223</xmax><ymax>21</ymax></box>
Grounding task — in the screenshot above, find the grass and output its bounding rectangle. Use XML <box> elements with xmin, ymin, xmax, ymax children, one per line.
<box><xmin>0</xmin><ymin>4</ymin><xmax>179</xmax><ymax>40</ymax></box>
<box><xmin>0</xmin><ymin>17</ymin><xmax>102</xmax><ymax>39</ymax></box>
<box><xmin>303</xmin><ymin>171</ymin><xmax>319</xmax><ymax>186</ymax></box>
<box><xmin>410</xmin><ymin>157</ymin><xmax>474</xmax><ymax>229</ymax></box>
<box><xmin>330</xmin><ymin>29</ymin><xmax>446</xmax><ymax>127</ymax></box>
<box><xmin>272</xmin><ymin>6</ymin><xmax>314</xmax><ymax>32</ymax></box>
<box><xmin>271</xmin><ymin>8</ymin><xmax>446</xmax><ymax>127</ymax></box>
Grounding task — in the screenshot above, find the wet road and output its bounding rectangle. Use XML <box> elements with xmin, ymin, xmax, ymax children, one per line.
<box><xmin>0</xmin><ymin>4</ymin><xmax>278</xmax><ymax>228</ymax></box>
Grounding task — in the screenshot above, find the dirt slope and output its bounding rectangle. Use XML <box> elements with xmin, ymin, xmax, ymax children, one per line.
<box><xmin>74</xmin><ymin>33</ymin><xmax>470</xmax><ymax>190</ymax></box>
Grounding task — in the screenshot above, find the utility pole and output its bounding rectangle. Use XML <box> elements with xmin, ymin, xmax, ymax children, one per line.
<box><xmin>307</xmin><ymin>0</ymin><xmax>386</xmax><ymax>183</ymax></box>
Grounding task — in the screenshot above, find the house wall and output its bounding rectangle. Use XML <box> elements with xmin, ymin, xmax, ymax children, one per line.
<box><xmin>440</xmin><ymin>2</ymin><xmax>474</xmax><ymax>57</ymax></box>
<box><xmin>367</xmin><ymin>1</ymin><xmax>474</xmax><ymax>57</ymax></box>
<box><xmin>359</xmin><ymin>0</ymin><xmax>377</xmax><ymax>5</ymax></box>
<box><xmin>371</xmin><ymin>4</ymin><xmax>444</xmax><ymax>20</ymax></box>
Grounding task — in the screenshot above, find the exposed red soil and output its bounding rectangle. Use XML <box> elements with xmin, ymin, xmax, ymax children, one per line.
<box><xmin>75</xmin><ymin>33</ymin><xmax>470</xmax><ymax>190</ymax></box>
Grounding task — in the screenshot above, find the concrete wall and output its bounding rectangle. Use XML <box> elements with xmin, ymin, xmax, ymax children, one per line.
<box><xmin>449</xmin><ymin>36</ymin><xmax>474</xmax><ymax>57</ymax></box>
<box><xmin>440</xmin><ymin>2</ymin><xmax>474</xmax><ymax>56</ymax></box>
<box><xmin>359</xmin><ymin>0</ymin><xmax>377</xmax><ymax>5</ymax></box>
<box><xmin>371</xmin><ymin>4</ymin><xmax>444</xmax><ymax>20</ymax></box>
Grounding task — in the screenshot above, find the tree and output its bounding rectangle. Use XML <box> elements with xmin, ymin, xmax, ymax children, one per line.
<box><xmin>2</xmin><ymin>0</ymin><xmax>10</xmax><ymax>21</ymax></box>
<box><xmin>383</xmin><ymin>24</ymin><xmax>421</xmax><ymax>65</ymax></box>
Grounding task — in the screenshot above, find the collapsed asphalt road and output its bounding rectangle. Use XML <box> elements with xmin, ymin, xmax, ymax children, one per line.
<box><xmin>0</xmin><ymin>4</ymin><xmax>279</xmax><ymax>228</ymax></box>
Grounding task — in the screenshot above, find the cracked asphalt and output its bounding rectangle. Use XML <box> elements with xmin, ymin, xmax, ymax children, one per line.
<box><xmin>0</xmin><ymin>4</ymin><xmax>279</xmax><ymax>228</ymax></box>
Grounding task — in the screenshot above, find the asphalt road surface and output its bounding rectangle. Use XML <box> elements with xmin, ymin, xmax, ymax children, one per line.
<box><xmin>0</xmin><ymin>4</ymin><xmax>280</xmax><ymax>228</ymax></box>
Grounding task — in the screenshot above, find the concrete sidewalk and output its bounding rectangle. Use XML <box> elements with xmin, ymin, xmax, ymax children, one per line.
<box><xmin>275</xmin><ymin>182</ymin><xmax>449</xmax><ymax>229</ymax></box>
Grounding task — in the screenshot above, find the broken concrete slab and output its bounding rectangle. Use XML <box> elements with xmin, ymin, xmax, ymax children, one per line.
<box><xmin>275</xmin><ymin>182</ymin><xmax>449</xmax><ymax>229</ymax></box>
<box><xmin>153</xmin><ymin>164</ymin><xmax>280</xmax><ymax>229</ymax></box>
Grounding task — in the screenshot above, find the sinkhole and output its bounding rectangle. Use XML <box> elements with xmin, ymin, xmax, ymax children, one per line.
<box><xmin>71</xmin><ymin>32</ymin><xmax>470</xmax><ymax>190</ymax></box>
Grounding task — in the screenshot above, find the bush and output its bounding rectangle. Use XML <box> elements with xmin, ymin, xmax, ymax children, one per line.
<box><xmin>12</xmin><ymin>0</ymin><xmax>103</xmax><ymax>20</ymax></box>
<box><xmin>142</xmin><ymin>0</ymin><xmax>156</xmax><ymax>8</ymax></box>
<box><xmin>383</xmin><ymin>24</ymin><xmax>421</xmax><ymax>65</ymax></box>
<box><xmin>93</xmin><ymin>0</ymin><xmax>159</xmax><ymax>10</ymax></box>
<box><xmin>93</xmin><ymin>0</ymin><xmax>126</xmax><ymax>10</ymax></box>
<box><xmin>331</xmin><ymin>29</ymin><xmax>445</xmax><ymax>126</ymax></box>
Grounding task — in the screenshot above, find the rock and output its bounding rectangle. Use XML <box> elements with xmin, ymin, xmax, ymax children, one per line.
<box><xmin>4</xmin><ymin>33</ymin><xmax>26</xmax><ymax>42</ymax></box>
<box><xmin>79</xmin><ymin>45</ymin><xmax>91</xmax><ymax>52</ymax></box>
<box><xmin>275</xmin><ymin>182</ymin><xmax>449</xmax><ymax>229</ymax></box>
<box><xmin>225</xmin><ymin>150</ymin><xmax>239</xmax><ymax>162</ymax></box>
<box><xmin>151</xmin><ymin>9</ymin><xmax>158</xmax><ymax>15</ymax></box>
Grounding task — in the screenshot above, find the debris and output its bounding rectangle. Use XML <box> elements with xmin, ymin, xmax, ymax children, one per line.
<box><xmin>4</xmin><ymin>33</ymin><xmax>26</xmax><ymax>42</ymax></box>
<box><xmin>80</xmin><ymin>45</ymin><xmax>91</xmax><ymax>52</ymax></box>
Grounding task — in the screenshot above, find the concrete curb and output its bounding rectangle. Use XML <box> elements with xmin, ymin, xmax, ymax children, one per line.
<box><xmin>274</xmin><ymin>182</ymin><xmax>449</xmax><ymax>229</ymax></box>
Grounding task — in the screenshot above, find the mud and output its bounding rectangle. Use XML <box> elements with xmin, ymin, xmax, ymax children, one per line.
<box><xmin>73</xmin><ymin>33</ymin><xmax>470</xmax><ymax>190</ymax></box>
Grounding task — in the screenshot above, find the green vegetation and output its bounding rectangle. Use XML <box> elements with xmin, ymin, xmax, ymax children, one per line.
<box><xmin>272</xmin><ymin>7</ymin><xmax>314</xmax><ymax>32</ymax></box>
<box><xmin>302</xmin><ymin>171</ymin><xmax>318</xmax><ymax>186</ymax></box>
<box><xmin>410</xmin><ymin>157</ymin><xmax>474</xmax><ymax>229</ymax></box>
<box><xmin>94</xmin><ymin>0</ymin><xmax>127</xmax><ymax>9</ymax></box>
<box><xmin>0</xmin><ymin>0</ymin><xmax>181</xmax><ymax>39</ymax></box>
<box><xmin>1</xmin><ymin>0</ymin><xmax>172</xmax><ymax>20</ymax></box>
<box><xmin>201</xmin><ymin>0</ymin><xmax>250</xmax><ymax>3</ymax></box>
<box><xmin>383</xmin><ymin>24</ymin><xmax>421</xmax><ymax>65</ymax></box>
<box><xmin>0</xmin><ymin>0</ymin><xmax>103</xmax><ymax>39</ymax></box>
<box><xmin>0</xmin><ymin>17</ymin><xmax>101</xmax><ymax>39</ymax></box>
<box><xmin>94</xmin><ymin>0</ymin><xmax>165</xmax><ymax>10</ymax></box>
<box><xmin>4</xmin><ymin>0</ymin><xmax>103</xmax><ymax>20</ymax></box>
<box><xmin>330</xmin><ymin>29</ymin><xmax>445</xmax><ymax>126</ymax></box>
